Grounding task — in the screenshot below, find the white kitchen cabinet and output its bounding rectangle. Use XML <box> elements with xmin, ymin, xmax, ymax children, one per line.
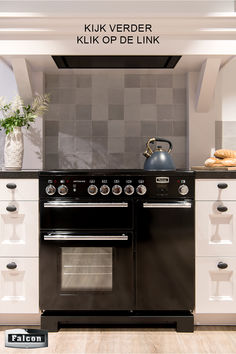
<box><xmin>0</xmin><ymin>257</ymin><xmax>38</xmax><ymax>313</ymax></box>
<box><xmin>0</xmin><ymin>178</ymin><xmax>39</xmax><ymax>319</ymax></box>
<box><xmin>195</xmin><ymin>179</ymin><xmax>236</xmax><ymax>201</ymax></box>
<box><xmin>196</xmin><ymin>200</ymin><xmax>236</xmax><ymax>256</ymax></box>
<box><xmin>196</xmin><ymin>178</ymin><xmax>236</xmax><ymax>319</ymax></box>
<box><xmin>0</xmin><ymin>201</ymin><xmax>38</xmax><ymax>257</ymax></box>
<box><xmin>196</xmin><ymin>257</ymin><xmax>236</xmax><ymax>313</ymax></box>
<box><xmin>0</xmin><ymin>179</ymin><xmax>38</xmax><ymax>201</ymax></box>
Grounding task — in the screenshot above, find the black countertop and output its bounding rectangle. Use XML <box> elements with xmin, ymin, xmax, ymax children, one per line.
<box><xmin>0</xmin><ymin>170</ymin><xmax>39</xmax><ymax>178</ymax></box>
<box><xmin>1</xmin><ymin>169</ymin><xmax>236</xmax><ymax>179</ymax></box>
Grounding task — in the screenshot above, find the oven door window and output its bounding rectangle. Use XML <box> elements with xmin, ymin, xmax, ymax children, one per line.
<box><xmin>61</xmin><ymin>247</ymin><xmax>113</xmax><ymax>291</ymax></box>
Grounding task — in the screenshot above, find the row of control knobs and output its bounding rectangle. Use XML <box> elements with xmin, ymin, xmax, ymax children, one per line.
<box><xmin>45</xmin><ymin>184</ymin><xmax>147</xmax><ymax>196</ymax></box>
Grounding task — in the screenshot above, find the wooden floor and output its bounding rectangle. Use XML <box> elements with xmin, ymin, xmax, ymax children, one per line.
<box><xmin>1</xmin><ymin>326</ymin><xmax>236</xmax><ymax>354</ymax></box>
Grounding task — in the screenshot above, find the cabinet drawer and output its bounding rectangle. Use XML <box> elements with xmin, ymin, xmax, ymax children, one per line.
<box><xmin>196</xmin><ymin>256</ymin><xmax>236</xmax><ymax>313</ymax></box>
<box><xmin>0</xmin><ymin>179</ymin><xmax>38</xmax><ymax>201</ymax></box>
<box><xmin>196</xmin><ymin>179</ymin><xmax>236</xmax><ymax>201</ymax></box>
<box><xmin>196</xmin><ymin>201</ymin><xmax>236</xmax><ymax>256</ymax></box>
<box><xmin>0</xmin><ymin>257</ymin><xmax>38</xmax><ymax>313</ymax></box>
<box><xmin>0</xmin><ymin>201</ymin><xmax>38</xmax><ymax>257</ymax></box>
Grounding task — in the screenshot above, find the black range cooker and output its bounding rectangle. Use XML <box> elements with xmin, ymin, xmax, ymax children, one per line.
<box><xmin>39</xmin><ymin>170</ymin><xmax>194</xmax><ymax>332</ymax></box>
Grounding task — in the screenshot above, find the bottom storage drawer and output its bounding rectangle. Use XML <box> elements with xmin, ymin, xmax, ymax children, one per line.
<box><xmin>196</xmin><ymin>256</ymin><xmax>236</xmax><ymax>313</ymax></box>
<box><xmin>0</xmin><ymin>257</ymin><xmax>38</xmax><ymax>313</ymax></box>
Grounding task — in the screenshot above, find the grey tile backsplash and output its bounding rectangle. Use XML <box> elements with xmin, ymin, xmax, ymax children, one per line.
<box><xmin>45</xmin><ymin>71</ymin><xmax>187</xmax><ymax>169</ymax></box>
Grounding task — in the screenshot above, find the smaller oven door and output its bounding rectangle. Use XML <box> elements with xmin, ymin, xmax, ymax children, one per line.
<box><xmin>40</xmin><ymin>200</ymin><xmax>133</xmax><ymax>230</ymax></box>
<box><xmin>40</xmin><ymin>232</ymin><xmax>134</xmax><ymax>311</ymax></box>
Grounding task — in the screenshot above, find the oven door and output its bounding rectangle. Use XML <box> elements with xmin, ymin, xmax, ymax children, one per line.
<box><xmin>136</xmin><ymin>200</ymin><xmax>195</xmax><ymax>311</ymax></box>
<box><xmin>40</xmin><ymin>200</ymin><xmax>133</xmax><ymax>230</ymax></box>
<box><xmin>39</xmin><ymin>232</ymin><xmax>134</xmax><ymax>311</ymax></box>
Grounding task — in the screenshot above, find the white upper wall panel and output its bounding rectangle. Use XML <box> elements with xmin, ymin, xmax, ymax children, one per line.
<box><xmin>0</xmin><ymin>1</ymin><xmax>235</xmax><ymax>16</ymax></box>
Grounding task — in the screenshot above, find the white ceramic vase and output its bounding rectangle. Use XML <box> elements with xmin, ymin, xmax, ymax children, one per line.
<box><xmin>4</xmin><ymin>127</ymin><xmax>24</xmax><ymax>170</ymax></box>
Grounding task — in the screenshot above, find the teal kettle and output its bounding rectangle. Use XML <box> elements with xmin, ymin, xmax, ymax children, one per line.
<box><xmin>143</xmin><ymin>137</ymin><xmax>176</xmax><ymax>171</ymax></box>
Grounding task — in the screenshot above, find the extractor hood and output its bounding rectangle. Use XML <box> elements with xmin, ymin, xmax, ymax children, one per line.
<box><xmin>52</xmin><ymin>56</ymin><xmax>181</xmax><ymax>69</ymax></box>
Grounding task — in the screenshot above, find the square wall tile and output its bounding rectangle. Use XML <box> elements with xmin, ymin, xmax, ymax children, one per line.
<box><xmin>124</xmin><ymin>153</ymin><xmax>141</xmax><ymax>169</ymax></box>
<box><xmin>125</xmin><ymin>137</ymin><xmax>142</xmax><ymax>153</ymax></box>
<box><xmin>77</xmin><ymin>74</ymin><xmax>92</xmax><ymax>88</ymax></box>
<box><xmin>76</xmin><ymin>105</ymin><xmax>92</xmax><ymax>120</ymax></box>
<box><xmin>108</xmin><ymin>153</ymin><xmax>124</xmax><ymax>169</ymax></box>
<box><xmin>124</xmin><ymin>105</ymin><xmax>141</xmax><ymax>121</ymax></box>
<box><xmin>108</xmin><ymin>89</ymin><xmax>124</xmax><ymax>104</ymax></box>
<box><xmin>140</xmin><ymin>105</ymin><xmax>157</xmax><ymax>121</ymax></box>
<box><xmin>157</xmin><ymin>121</ymin><xmax>173</xmax><ymax>136</ymax></box>
<box><xmin>125</xmin><ymin>122</ymin><xmax>141</xmax><ymax>137</ymax></box>
<box><xmin>108</xmin><ymin>121</ymin><xmax>125</xmax><ymax>137</ymax></box>
<box><xmin>157</xmin><ymin>75</ymin><xmax>173</xmax><ymax>88</ymax></box>
<box><xmin>108</xmin><ymin>105</ymin><xmax>124</xmax><ymax>120</ymax></box>
<box><xmin>92</xmin><ymin>152</ymin><xmax>109</xmax><ymax>169</ymax></box>
<box><xmin>108</xmin><ymin>137</ymin><xmax>125</xmax><ymax>153</ymax></box>
<box><xmin>173</xmin><ymin>121</ymin><xmax>186</xmax><ymax>136</ymax></box>
<box><xmin>141</xmin><ymin>121</ymin><xmax>157</xmax><ymax>137</ymax></box>
<box><xmin>92</xmin><ymin>104</ymin><xmax>108</xmax><ymax>121</ymax></box>
<box><xmin>59</xmin><ymin>121</ymin><xmax>75</xmax><ymax>136</ymax></box>
<box><xmin>124</xmin><ymin>88</ymin><xmax>141</xmax><ymax>105</ymax></box>
<box><xmin>156</xmin><ymin>88</ymin><xmax>173</xmax><ymax>105</ymax></box>
<box><xmin>173</xmin><ymin>88</ymin><xmax>186</xmax><ymax>104</ymax></box>
<box><xmin>75</xmin><ymin>121</ymin><xmax>92</xmax><ymax>137</ymax></box>
<box><xmin>45</xmin><ymin>75</ymin><xmax>59</xmax><ymax>89</ymax></box>
<box><xmin>45</xmin><ymin>153</ymin><xmax>59</xmax><ymax>169</ymax></box>
<box><xmin>173</xmin><ymin>74</ymin><xmax>186</xmax><ymax>88</ymax></box>
<box><xmin>140</xmin><ymin>75</ymin><xmax>157</xmax><ymax>88</ymax></box>
<box><xmin>76</xmin><ymin>88</ymin><xmax>92</xmax><ymax>104</ymax></box>
<box><xmin>75</xmin><ymin>137</ymin><xmax>92</xmax><ymax>153</ymax></box>
<box><xmin>59</xmin><ymin>75</ymin><xmax>77</xmax><ymax>88</ymax></box>
<box><xmin>59</xmin><ymin>89</ymin><xmax>77</xmax><ymax>104</ymax></box>
<box><xmin>173</xmin><ymin>105</ymin><xmax>186</xmax><ymax>121</ymax></box>
<box><xmin>92</xmin><ymin>137</ymin><xmax>108</xmax><ymax>154</ymax></box>
<box><xmin>124</xmin><ymin>74</ymin><xmax>140</xmax><ymax>88</ymax></box>
<box><xmin>157</xmin><ymin>105</ymin><xmax>173</xmax><ymax>120</ymax></box>
<box><xmin>92</xmin><ymin>121</ymin><xmax>108</xmax><ymax>136</ymax></box>
<box><xmin>58</xmin><ymin>136</ymin><xmax>75</xmax><ymax>154</ymax></box>
<box><xmin>45</xmin><ymin>136</ymin><xmax>58</xmax><ymax>154</ymax></box>
<box><xmin>141</xmin><ymin>88</ymin><xmax>156</xmax><ymax>104</ymax></box>
<box><xmin>45</xmin><ymin>121</ymin><xmax>59</xmax><ymax>136</ymax></box>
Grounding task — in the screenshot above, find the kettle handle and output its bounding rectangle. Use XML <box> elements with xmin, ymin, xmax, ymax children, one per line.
<box><xmin>147</xmin><ymin>137</ymin><xmax>173</xmax><ymax>153</ymax></box>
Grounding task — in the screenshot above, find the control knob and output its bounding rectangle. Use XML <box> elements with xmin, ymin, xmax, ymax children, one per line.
<box><xmin>45</xmin><ymin>184</ymin><xmax>56</xmax><ymax>196</ymax></box>
<box><xmin>88</xmin><ymin>184</ymin><xmax>98</xmax><ymax>196</ymax></box>
<box><xmin>100</xmin><ymin>185</ymin><xmax>110</xmax><ymax>195</ymax></box>
<box><xmin>112</xmin><ymin>185</ymin><xmax>122</xmax><ymax>195</ymax></box>
<box><xmin>136</xmin><ymin>184</ymin><xmax>147</xmax><ymax>196</ymax></box>
<box><xmin>178</xmin><ymin>184</ymin><xmax>189</xmax><ymax>196</ymax></box>
<box><xmin>124</xmin><ymin>185</ymin><xmax>135</xmax><ymax>196</ymax></box>
<box><xmin>58</xmin><ymin>184</ymin><xmax>68</xmax><ymax>196</ymax></box>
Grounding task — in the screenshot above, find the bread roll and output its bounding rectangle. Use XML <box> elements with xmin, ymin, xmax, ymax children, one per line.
<box><xmin>204</xmin><ymin>157</ymin><xmax>223</xmax><ymax>167</ymax></box>
<box><xmin>214</xmin><ymin>149</ymin><xmax>236</xmax><ymax>159</ymax></box>
<box><xmin>221</xmin><ymin>158</ymin><xmax>236</xmax><ymax>166</ymax></box>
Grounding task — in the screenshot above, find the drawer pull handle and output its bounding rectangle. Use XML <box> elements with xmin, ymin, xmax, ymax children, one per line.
<box><xmin>6</xmin><ymin>183</ymin><xmax>17</xmax><ymax>189</ymax></box>
<box><xmin>217</xmin><ymin>206</ymin><xmax>228</xmax><ymax>212</ymax></box>
<box><xmin>217</xmin><ymin>183</ymin><xmax>228</xmax><ymax>189</ymax></box>
<box><xmin>6</xmin><ymin>262</ymin><xmax>17</xmax><ymax>270</ymax></box>
<box><xmin>6</xmin><ymin>205</ymin><xmax>17</xmax><ymax>212</ymax></box>
<box><xmin>217</xmin><ymin>262</ymin><xmax>228</xmax><ymax>269</ymax></box>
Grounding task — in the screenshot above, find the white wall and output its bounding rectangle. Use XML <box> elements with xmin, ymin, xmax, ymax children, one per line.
<box><xmin>0</xmin><ymin>58</ymin><xmax>19</xmax><ymax>168</ymax></box>
<box><xmin>221</xmin><ymin>58</ymin><xmax>236</xmax><ymax>122</ymax></box>
<box><xmin>187</xmin><ymin>72</ymin><xmax>218</xmax><ymax>168</ymax></box>
<box><xmin>0</xmin><ymin>58</ymin><xmax>44</xmax><ymax>170</ymax></box>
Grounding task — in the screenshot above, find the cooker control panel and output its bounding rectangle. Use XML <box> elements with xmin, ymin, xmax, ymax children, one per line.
<box><xmin>41</xmin><ymin>173</ymin><xmax>194</xmax><ymax>199</ymax></box>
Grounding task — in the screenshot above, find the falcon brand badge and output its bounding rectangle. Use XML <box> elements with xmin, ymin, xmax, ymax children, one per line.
<box><xmin>5</xmin><ymin>329</ymin><xmax>48</xmax><ymax>349</ymax></box>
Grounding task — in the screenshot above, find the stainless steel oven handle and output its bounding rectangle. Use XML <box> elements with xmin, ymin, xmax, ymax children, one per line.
<box><xmin>44</xmin><ymin>202</ymin><xmax>128</xmax><ymax>208</ymax></box>
<box><xmin>143</xmin><ymin>202</ymin><xmax>192</xmax><ymax>208</ymax></box>
<box><xmin>43</xmin><ymin>235</ymin><xmax>129</xmax><ymax>241</ymax></box>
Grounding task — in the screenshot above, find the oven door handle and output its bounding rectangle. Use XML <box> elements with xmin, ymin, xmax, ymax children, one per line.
<box><xmin>43</xmin><ymin>234</ymin><xmax>129</xmax><ymax>241</ymax></box>
<box><xmin>43</xmin><ymin>202</ymin><xmax>128</xmax><ymax>208</ymax></box>
<box><xmin>143</xmin><ymin>202</ymin><xmax>192</xmax><ymax>208</ymax></box>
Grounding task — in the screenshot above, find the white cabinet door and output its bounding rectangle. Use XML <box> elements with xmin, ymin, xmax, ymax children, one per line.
<box><xmin>196</xmin><ymin>179</ymin><xmax>236</xmax><ymax>201</ymax></box>
<box><xmin>0</xmin><ymin>201</ymin><xmax>38</xmax><ymax>257</ymax></box>
<box><xmin>196</xmin><ymin>257</ymin><xmax>236</xmax><ymax>313</ymax></box>
<box><xmin>0</xmin><ymin>179</ymin><xmax>38</xmax><ymax>201</ymax></box>
<box><xmin>0</xmin><ymin>258</ymin><xmax>38</xmax><ymax>313</ymax></box>
<box><xmin>196</xmin><ymin>201</ymin><xmax>236</xmax><ymax>256</ymax></box>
